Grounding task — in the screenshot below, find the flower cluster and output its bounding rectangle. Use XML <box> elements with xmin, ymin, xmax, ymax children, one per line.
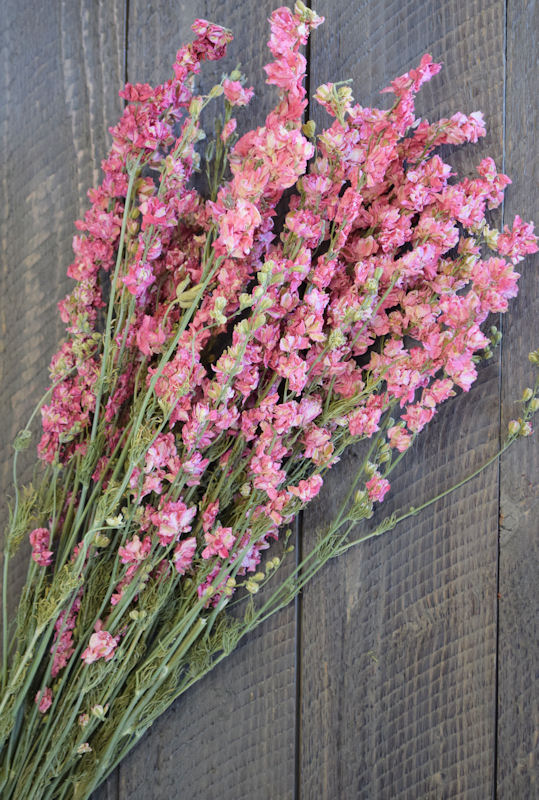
<box><xmin>5</xmin><ymin>6</ymin><xmax>536</xmax><ymax>798</ymax></box>
<box><xmin>34</xmin><ymin>0</ymin><xmax>537</xmax><ymax>665</ymax></box>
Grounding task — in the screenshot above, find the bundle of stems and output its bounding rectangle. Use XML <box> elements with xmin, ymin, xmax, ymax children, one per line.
<box><xmin>0</xmin><ymin>4</ymin><xmax>537</xmax><ymax>799</ymax></box>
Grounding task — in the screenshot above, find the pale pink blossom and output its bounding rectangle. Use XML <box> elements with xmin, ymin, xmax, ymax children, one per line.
<box><xmin>173</xmin><ymin>537</ymin><xmax>197</xmax><ymax>574</ymax></box>
<box><xmin>118</xmin><ymin>534</ymin><xmax>152</xmax><ymax>565</ymax></box>
<box><xmin>288</xmin><ymin>474</ymin><xmax>324</xmax><ymax>503</ymax></box>
<box><xmin>81</xmin><ymin>627</ymin><xmax>119</xmax><ymax>665</ymax></box>
<box><xmin>202</xmin><ymin>526</ymin><xmax>236</xmax><ymax>559</ymax></box>
<box><xmin>29</xmin><ymin>528</ymin><xmax>53</xmax><ymax>567</ymax></box>
<box><xmin>151</xmin><ymin>500</ymin><xmax>197</xmax><ymax>546</ymax></box>
<box><xmin>365</xmin><ymin>474</ymin><xmax>391</xmax><ymax>503</ymax></box>
<box><xmin>35</xmin><ymin>687</ymin><xmax>53</xmax><ymax>714</ymax></box>
<box><xmin>223</xmin><ymin>79</ymin><xmax>254</xmax><ymax>106</ymax></box>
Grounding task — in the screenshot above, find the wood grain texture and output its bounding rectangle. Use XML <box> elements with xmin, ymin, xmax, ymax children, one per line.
<box><xmin>0</xmin><ymin>2</ymin><xmax>125</xmax><ymax>799</ymax></box>
<box><xmin>301</xmin><ymin>1</ymin><xmax>506</xmax><ymax>797</ymax></box>
<box><xmin>497</xmin><ymin>0</ymin><xmax>539</xmax><ymax>796</ymax></box>
<box><xmin>0</xmin><ymin>0</ymin><xmax>125</xmax><ymax>586</ymax></box>
<box><xmin>111</xmin><ymin>3</ymin><xmax>298</xmax><ymax>798</ymax></box>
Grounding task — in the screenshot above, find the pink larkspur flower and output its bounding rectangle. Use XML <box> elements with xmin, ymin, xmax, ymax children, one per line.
<box><xmin>497</xmin><ymin>215</ymin><xmax>538</xmax><ymax>263</ymax></box>
<box><xmin>288</xmin><ymin>474</ymin><xmax>323</xmax><ymax>503</ymax></box>
<box><xmin>35</xmin><ymin>687</ymin><xmax>53</xmax><ymax>714</ymax></box>
<box><xmin>151</xmin><ymin>500</ymin><xmax>197</xmax><ymax>546</ymax></box>
<box><xmin>202</xmin><ymin>525</ymin><xmax>236</xmax><ymax>559</ymax></box>
<box><xmin>118</xmin><ymin>534</ymin><xmax>152</xmax><ymax>565</ymax></box>
<box><xmin>365</xmin><ymin>474</ymin><xmax>391</xmax><ymax>503</ymax></box>
<box><xmin>81</xmin><ymin>627</ymin><xmax>119</xmax><ymax>665</ymax></box>
<box><xmin>173</xmin><ymin>537</ymin><xmax>197</xmax><ymax>574</ymax></box>
<box><xmin>223</xmin><ymin>79</ymin><xmax>254</xmax><ymax>106</ymax></box>
<box><xmin>29</xmin><ymin>528</ymin><xmax>53</xmax><ymax>567</ymax></box>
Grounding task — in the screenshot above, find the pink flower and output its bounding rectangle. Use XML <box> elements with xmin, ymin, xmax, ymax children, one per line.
<box><xmin>144</xmin><ymin>433</ymin><xmax>178</xmax><ymax>474</ymax></box>
<box><xmin>81</xmin><ymin>627</ymin><xmax>119</xmax><ymax>665</ymax></box>
<box><xmin>191</xmin><ymin>18</ymin><xmax>234</xmax><ymax>61</ymax></box>
<box><xmin>122</xmin><ymin>260</ymin><xmax>155</xmax><ymax>297</ymax></box>
<box><xmin>202</xmin><ymin>525</ymin><xmax>236</xmax><ymax>559</ymax></box>
<box><xmin>35</xmin><ymin>687</ymin><xmax>53</xmax><ymax>714</ymax></box>
<box><xmin>365</xmin><ymin>474</ymin><xmax>391</xmax><ymax>503</ymax></box>
<box><xmin>221</xmin><ymin>118</ymin><xmax>237</xmax><ymax>142</ymax></box>
<box><xmin>401</xmin><ymin>404</ymin><xmax>435</xmax><ymax>433</ymax></box>
<box><xmin>118</xmin><ymin>534</ymin><xmax>152</xmax><ymax>565</ymax></box>
<box><xmin>139</xmin><ymin>196</ymin><xmax>177</xmax><ymax>230</ymax></box>
<box><xmin>29</xmin><ymin>528</ymin><xmax>53</xmax><ymax>567</ymax></box>
<box><xmin>276</xmin><ymin>352</ymin><xmax>308</xmax><ymax>393</ymax></box>
<box><xmin>381</xmin><ymin>54</ymin><xmax>441</xmax><ymax>95</ymax></box>
<box><xmin>288</xmin><ymin>474</ymin><xmax>323</xmax><ymax>503</ymax></box>
<box><xmin>223</xmin><ymin>79</ymin><xmax>254</xmax><ymax>106</ymax></box>
<box><xmin>214</xmin><ymin>197</ymin><xmax>262</xmax><ymax>257</ymax></box>
<box><xmin>348</xmin><ymin>397</ymin><xmax>383</xmax><ymax>438</ymax></box>
<box><xmin>251</xmin><ymin>453</ymin><xmax>286</xmax><ymax>500</ymax></box>
<box><xmin>196</xmin><ymin>565</ymin><xmax>231</xmax><ymax>607</ymax></box>
<box><xmin>303</xmin><ymin>426</ymin><xmax>335</xmax><ymax>466</ymax></box>
<box><xmin>136</xmin><ymin>315</ymin><xmax>167</xmax><ymax>356</ymax></box>
<box><xmin>182</xmin><ymin>452</ymin><xmax>210</xmax><ymax>486</ymax></box>
<box><xmin>387</xmin><ymin>425</ymin><xmax>413</xmax><ymax>453</ymax></box>
<box><xmin>151</xmin><ymin>500</ymin><xmax>197</xmax><ymax>546</ymax></box>
<box><xmin>497</xmin><ymin>215</ymin><xmax>538</xmax><ymax>263</ymax></box>
<box><xmin>51</xmin><ymin>589</ymin><xmax>82</xmax><ymax>677</ymax></box>
<box><xmin>173</xmin><ymin>537</ymin><xmax>197</xmax><ymax>574</ymax></box>
<box><xmin>202</xmin><ymin>500</ymin><xmax>220</xmax><ymax>533</ymax></box>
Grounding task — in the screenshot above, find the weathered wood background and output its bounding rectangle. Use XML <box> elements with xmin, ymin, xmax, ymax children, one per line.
<box><xmin>1</xmin><ymin>0</ymin><xmax>537</xmax><ymax>797</ymax></box>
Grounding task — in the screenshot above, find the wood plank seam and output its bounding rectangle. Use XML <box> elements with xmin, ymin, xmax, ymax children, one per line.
<box><xmin>493</xmin><ymin>4</ymin><xmax>508</xmax><ymax>798</ymax></box>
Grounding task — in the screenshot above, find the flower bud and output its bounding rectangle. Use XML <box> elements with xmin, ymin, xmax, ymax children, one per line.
<box><xmin>364</xmin><ymin>461</ymin><xmax>377</xmax><ymax>478</ymax></box>
<box><xmin>106</xmin><ymin>514</ymin><xmax>123</xmax><ymax>527</ymax></box>
<box><xmin>354</xmin><ymin>489</ymin><xmax>368</xmax><ymax>506</ymax></box>
<box><xmin>91</xmin><ymin>704</ymin><xmax>109</xmax><ymax>721</ymax></box>
<box><xmin>258</xmin><ymin>297</ymin><xmax>274</xmax><ymax>312</ymax></box>
<box><xmin>129</xmin><ymin>609</ymin><xmax>147</xmax><ymax>621</ymax></box>
<box><xmin>484</xmin><ymin>226</ymin><xmax>500</xmax><ymax>250</ymax></box>
<box><xmin>13</xmin><ymin>429</ymin><xmax>31</xmax><ymax>451</ymax></box>
<box><xmin>294</xmin><ymin>0</ymin><xmax>322</xmax><ymax>24</ymax></box>
<box><xmin>328</xmin><ymin>329</ymin><xmax>346</xmax><ymax>349</ymax></box>
<box><xmin>302</xmin><ymin>120</ymin><xmax>316</xmax><ymax>138</ymax></box>
<box><xmin>377</xmin><ymin>443</ymin><xmax>392</xmax><ymax>464</ymax></box>
<box><xmin>522</xmin><ymin>387</ymin><xmax>533</xmax><ymax>402</ymax></box>
<box><xmin>508</xmin><ymin>419</ymin><xmax>521</xmax><ymax>436</ymax></box>
<box><xmin>189</xmin><ymin>97</ymin><xmax>203</xmax><ymax>118</ymax></box>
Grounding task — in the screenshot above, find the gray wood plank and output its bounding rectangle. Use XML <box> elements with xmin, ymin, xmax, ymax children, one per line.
<box><xmin>0</xmin><ymin>2</ymin><xmax>126</xmax><ymax>799</ymax></box>
<box><xmin>497</xmin><ymin>0</ymin><xmax>539</xmax><ymax>796</ymax></box>
<box><xmin>0</xmin><ymin>0</ymin><xmax>126</xmax><ymax>590</ymax></box>
<box><xmin>113</xmin><ymin>3</ymin><xmax>298</xmax><ymax>798</ymax></box>
<box><xmin>301</xmin><ymin>1</ymin><xmax>506</xmax><ymax>797</ymax></box>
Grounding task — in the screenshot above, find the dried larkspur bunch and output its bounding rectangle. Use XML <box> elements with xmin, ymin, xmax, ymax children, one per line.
<box><xmin>1</xmin><ymin>4</ymin><xmax>537</xmax><ymax>799</ymax></box>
